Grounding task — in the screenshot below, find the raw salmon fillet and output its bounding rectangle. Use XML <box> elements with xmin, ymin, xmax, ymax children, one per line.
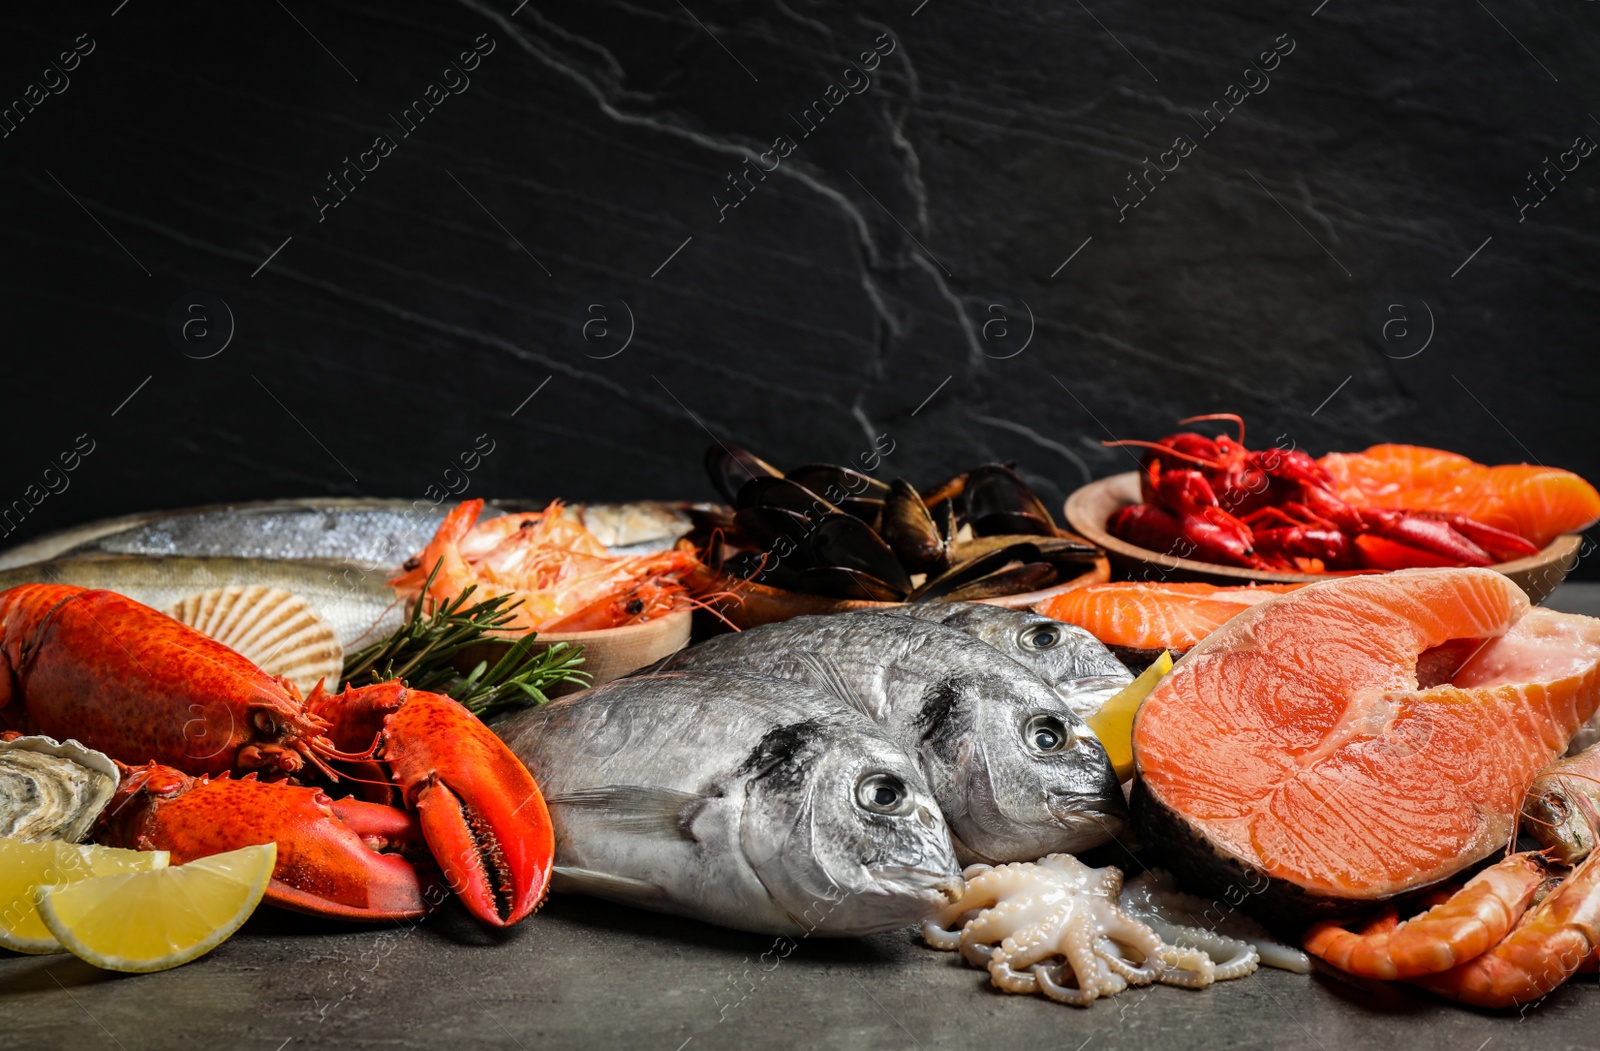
<box><xmin>1134</xmin><ymin>568</ymin><xmax>1600</xmax><ymax>899</ymax></box>
<box><xmin>1039</xmin><ymin>582</ymin><xmax>1303</xmax><ymax>652</ymax></box>
<box><xmin>1320</xmin><ymin>444</ymin><xmax>1600</xmax><ymax>549</ymax></box>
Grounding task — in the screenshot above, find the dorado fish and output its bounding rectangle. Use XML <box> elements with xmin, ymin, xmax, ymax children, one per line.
<box><xmin>889</xmin><ymin>602</ymin><xmax>1133</xmax><ymax>720</ymax></box>
<box><xmin>496</xmin><ymin>671</ymin><xmax>962</xmax><ymax>935</ymax></box>
<box><xmin>0</xmin><ymin>498</ymin><xmax>697</xmax><ymax>569</ymax></box>
<box><xmin>654</xmin><ymin>613</ymin><xmax>1128</xmax><ymax>863</ymax></box>
<box><xmin>0</xmin><ymin>556</ymin><xmax>400</xmax><ymax>648</ymax></box>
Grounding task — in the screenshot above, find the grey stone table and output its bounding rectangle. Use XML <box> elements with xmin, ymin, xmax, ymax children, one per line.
<box><xmin>8</xmin><ymin>585</ymin><xmax>1600</xmax><ymax>1051</ymax></box>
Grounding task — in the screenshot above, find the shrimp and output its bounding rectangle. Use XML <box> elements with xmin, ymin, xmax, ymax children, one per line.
<box><xmin>391</xmin><ymin>499</ymin><xmax>700</xmax><ymax>632</ymax></box>
<box><xmin>1303</xmin><ymin>853</ymin><xmax>1546</xmax><ymax>979</ymax></box>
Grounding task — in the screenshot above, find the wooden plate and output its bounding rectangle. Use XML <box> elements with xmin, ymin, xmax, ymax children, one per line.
<box><xmin>1064</xmin><ymin>472</ymin><xmax>1581</xmax><ymax>604</ymax></box>
<box><xmin>457</xmin><ymin>610</ymin><xmax>693</xmax><ymax>693</ymax></box>
<box><xmin>687</xmin><ymin>553</ymin><xmax>1111</xmax><ymax>632</ymax></box>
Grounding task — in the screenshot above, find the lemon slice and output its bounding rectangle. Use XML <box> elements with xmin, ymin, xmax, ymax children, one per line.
<box><xmin>0</xmin><ymin>839</ymin><xmax>170</xmax><ymax>954</ymax></box>
<box><xmin>1085</xmin><ymin>651</ymin><xmax>1174</xmax><ymax>782</ymax></box>
<box><xmin>36</xmin><ymin>842</ymin><xmax>275</xmax><ymax>973</ymax></box>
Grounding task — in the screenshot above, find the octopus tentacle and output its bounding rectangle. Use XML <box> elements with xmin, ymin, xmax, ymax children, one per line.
<box><xmin>922</xmin><ymin>853</ymin><xmax>1250</xmax><ymax>1006</ymax></box>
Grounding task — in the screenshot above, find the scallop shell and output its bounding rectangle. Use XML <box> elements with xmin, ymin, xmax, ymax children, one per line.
<box><xmin>0</xmin><ymin>736</ymin><xmax>119</xmax><ymax>842</ymax></box>
<box><xmin>167</xmin><ymin>586</ymin><xmax>343</xmax><ymax>695</ymax></box>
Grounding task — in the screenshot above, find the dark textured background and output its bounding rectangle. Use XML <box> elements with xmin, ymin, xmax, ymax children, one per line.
<box><xmin>4</xmin><ymin>1</ymin><xmax>1596</xmax><ymax>572</ymax></box>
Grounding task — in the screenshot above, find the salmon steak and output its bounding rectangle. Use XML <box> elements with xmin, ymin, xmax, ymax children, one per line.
<box><xmin>1132</xmin><ymin>568</ymin><xmax>1600</xmax><ymax>925</ymax></box>
<box><xmin>1319</xmin><ymin>444</ymin><xmax>1600</xmax><ymax>550</ymax></box>
<box><xmin>1039</xmin><ymin>581</ymin><xmax>1303</xmax><ymax>661</ymax></box>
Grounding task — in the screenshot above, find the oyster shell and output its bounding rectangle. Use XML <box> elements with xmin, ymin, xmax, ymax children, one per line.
<box><xmin>0</xmin><ymin>736</ymin><xmax>119</xmax><ymax>842</ymax></box>
<box><xmin>167</xmin><ymin>585</ymin><xmax>343</xmax><ymax>694</ymax></box>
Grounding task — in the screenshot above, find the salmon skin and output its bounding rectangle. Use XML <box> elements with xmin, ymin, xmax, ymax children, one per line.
<box><xmin>1038</xmin><ymin>582</ymin><xmax>1302</xmax><ymax>668</ymax></box>
<box><xmin>1319</xmin><ymin>444</ymin><xmax>1600</xmax><ymax>550</ymax></box>
<box><xmin>1131</xmin><ymin>568</ymin><xmax>1600</xmax><ymax>930</ymax></box>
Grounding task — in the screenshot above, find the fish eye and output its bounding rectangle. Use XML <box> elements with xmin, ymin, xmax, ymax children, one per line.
<box><xmin>1024</xmin><ymin>626</ymin><xmax>1059</xmax><ymax>650</ymax></box>
<box><xmin>855</xmin><ymin>773</ymin><xmax>911</xmax><ymax>815</ymax></box>
<box><xmin>1025</xmin><ymin>714</ymin><xmax>1073</xmax><ymax>754</ymax></box>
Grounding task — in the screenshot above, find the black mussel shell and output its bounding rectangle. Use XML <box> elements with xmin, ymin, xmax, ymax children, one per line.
<box><xmin>809</xmin><ymin>514</ymin><xmax>912</xmax><ymax>595</ymax></box>
<box><xmin>882</xmin><ymin>479</ymin><xmax>950</xmax><ymax>574</ymax></box>
<box><xmin>949</xmin><ymin>533</ymin><xmax>1098</xmax><ymax>567</ymax></box>
<box><xmin>705</xmin><ymin>443</ymin><xmax>783</xmax><ymax>504</ymax></box>
<box><xmin>936</xmin><ymin>561</ymin><xmax>1056</xmax><ymax>602</ymax></box>
<box><xmin>735</xmin><ymin>476</ymin><xmax>845</xmax><ymax>518</ymax></box>
<box><xmin>793</xmin><ymin>566</ymin><xmax>906</xmax><ymax>602</ymax></box>
<box><xmin>732</xmin><ymin>506</ymin><xmax>818</xmax><ymax>563</ymax></box>
<box><xmin>964</xmin><ymin>463</ymin><xmax>1057</xmax><ymax>537</ymax></box>
<box><xmin>908</xmin><ymin>542</ymin><xmax>1048</xmax><ymax>602</ymax></box>
<box><xmin>786</xmin><ymin>464</ymin><xmax>892</xmax><ymax>501</ymax></box>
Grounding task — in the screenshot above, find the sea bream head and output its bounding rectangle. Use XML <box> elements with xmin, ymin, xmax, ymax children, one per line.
<box><xmin>654</xmin><ymin>612</ymin><xmax>1132</xmax><ymax>866</ymax></box>
<box><xmin>496</xmin><ymin>670</ymin><xmax>962</xmax><ymax>936</ymax></box>
<box><xmin>912</xmin><ymin>664</ymin><xmax>1128</xmax><ymax>864</ymax></box>
<box><xmin>890</xmin><ymin>603</ymin><xmax>1134</xmax><ymax>721</ymax></box>
<box><xmin>736</xmin><ymin>701</ymin><xmax>963</xmax><ymax>934</ymax></box>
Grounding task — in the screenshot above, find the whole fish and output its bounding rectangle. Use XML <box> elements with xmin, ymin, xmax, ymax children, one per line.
<box><xmin>0</xmin><ymin>556</ymin><xmax>400</xmax><ymax>648</ymax></box>
<box><xmin>889</xmin><ymin>602</ymin><xmax>1133</xmax><ymax>719</ymax></box>
<box><xmin>496</xmin><ymin>671</ymin><xmax>962</xmax><ymax>935</ymax></box>
<box><xmin>655</xmin><ymin>612</ymin><xmax>1128</xmax><ymax>864</ymax></box>
<box><xmin>1523</xmin><ymin>742</ymin><xmax>1600</xmax><ymax>864</ymax></box>
<box><xmin>0</xmin><ymin>498</ymin><xmax>696</xmax><ymax>569</ymax></box>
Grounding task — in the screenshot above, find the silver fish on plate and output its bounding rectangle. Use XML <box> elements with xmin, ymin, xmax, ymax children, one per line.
<box><xmin>0</xmin><ymin>556</ymin><xmax>401</xmax><ymax>650</ymax></box>
<box><xmin>0</xmin><ymin>735</ymin><xmax>119</xmax><ymax>842</ymax></box>
<box><xmin>496</xmin><ymin>671</ymin><xmax>963</xmax><ymax>936</ymax></box>
<box><xmin>889</xmin><ymin>602</ymin><xmax>1134</xmax><ymax>720</ymax></box>
<box><xmin>654</xmin><ymin>612</ymin><xmax>1128</xmax><ymax>864</ymax></box>
<box><xmin>0</xmin><ymin>498</ymin><xmax>699</xmax><ymax>570</ymax></box>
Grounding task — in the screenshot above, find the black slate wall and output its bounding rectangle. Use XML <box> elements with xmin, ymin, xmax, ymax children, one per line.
<box><xmin>3</xmin><ymin>2</ymin><xmax>1596</xmax><ymax>572</ymax></box>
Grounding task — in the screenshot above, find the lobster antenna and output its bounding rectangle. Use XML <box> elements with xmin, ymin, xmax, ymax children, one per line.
<box><xmin>1179</xmin><ymin>413</ymin><xmax>1246</xmax><ymax>445</ymax></box>
<box><xmin>1101</xmin><ymin>438</ymin><xmax>1222</xmax><ymax>469</ymax></box>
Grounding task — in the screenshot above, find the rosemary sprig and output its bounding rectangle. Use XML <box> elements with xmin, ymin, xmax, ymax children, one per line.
<box><xmin>341</xmin><ymin>559</ymin><xmax>590</xmax><ymax>718</ymax></box>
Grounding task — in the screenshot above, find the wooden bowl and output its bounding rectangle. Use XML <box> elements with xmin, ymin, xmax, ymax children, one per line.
<box><xmin>1064</xmin><ymin>473</ymin><xmax>1581</xmax><ymax>605</ymax></box>
<box><xmin>457</xmin><ymin>610</ymin><xmax>692</xmax><ymax>693</ymax></box>
<box><xmin>687</xmin><ymin>553</ymin><xmax>1111</xmax><ymax>633</ymax></box>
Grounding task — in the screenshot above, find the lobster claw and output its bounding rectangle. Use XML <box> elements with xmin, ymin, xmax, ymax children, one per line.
<box><xmin>315</xmin><ymin>684</ymin><xmax>555</xmax><ymax>928</ymax></box>
<box><xmin>96</xmin><ymin>764</ymin><xmax>433</xmax><ymax>921</ymax></box>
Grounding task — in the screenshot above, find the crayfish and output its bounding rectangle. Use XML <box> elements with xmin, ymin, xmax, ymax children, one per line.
<box><xmin>0</xmin><ymin>584</ymin><xmax>553</xmax><ymax>927</ymax></box>
<box><xmin>1105</xmin><ymin>415</ymin><xmax>1538</xmax><ymax>572</ymax></box>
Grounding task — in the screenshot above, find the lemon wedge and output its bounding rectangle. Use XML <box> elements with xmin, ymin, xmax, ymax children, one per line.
<box><xmin>1085</xmin><ymin>651</ymin><xmax>1174</xmax><ymax>782</ymax></box>
<box><xmin>0</xmin><ymin>839</ymin><xmax>170</xmax><ymax>954</ymax></box>
<box><xmin>35</xmin><ymin>842</ymin><xmax>275</xmax><ymax>973</ymax></box>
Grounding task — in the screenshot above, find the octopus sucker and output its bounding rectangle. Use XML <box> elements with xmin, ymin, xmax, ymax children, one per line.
<box><xmin>922</xmin><ymin>854</ymin><xmax>1273</xmax><ymax>1006</ymax></box>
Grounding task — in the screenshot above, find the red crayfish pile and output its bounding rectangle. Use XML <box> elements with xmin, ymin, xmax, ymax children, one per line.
<box><xmin>1105</xmin><ymin>415</ymin><xmax>1539</xmax><ymax>572</ymax></box>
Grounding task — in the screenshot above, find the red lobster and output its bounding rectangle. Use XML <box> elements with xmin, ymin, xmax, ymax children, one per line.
<box><xmin>1106</xmin><ymin>415</ymin><xmax>1539</xmax><ymax>572</ymax></box>
<box><xmin>0</xmin><ymin>584</ymin><xmax>552</xmax><ymax>927</ymax></box>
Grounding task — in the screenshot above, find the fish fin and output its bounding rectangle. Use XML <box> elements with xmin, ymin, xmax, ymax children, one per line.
<box><xmin>551</xmin><ymin>866</ymin><xmax>666</xmax><ymax>904</ymax></box>
<box><xmin>546</xmin><ymin>785</ymin><xmax>703</xmax><ymax>839</ymax></box>
<box><xmin>792</xmin><ymin>650</ymin><xmax>875</xmax><ymax>719</ymax></box>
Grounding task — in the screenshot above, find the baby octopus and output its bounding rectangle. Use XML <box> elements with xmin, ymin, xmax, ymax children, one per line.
<box><xmin>923</xmin><ymin>854</ymin><xmax>1261</xmax><ymax>1006</ymax></box>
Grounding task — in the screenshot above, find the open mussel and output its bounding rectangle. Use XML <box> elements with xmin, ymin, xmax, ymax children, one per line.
<box><xmin>705</xmin><ymin>443</ymin><xmax>784</xmax><ymax>504</ymax></box>
<box><xmin>809</xmin><ymin>514</ymin><xmax>912</xmax><ymax>595</ymax></box>
<box><xmin>965</xmin><ymin>463</ymin><xmax>1057</xmax><ymax>536</ymax></box>
<box><xmin>700</xmin><ymin>443</ymin><xmax>1101</xmax><ymax>606</ymax></box>
<box><xmin>907</xmin><ymin>543</ymin><xmax>1059</xmax><ymax>603</ymax></box>
<box><xmin>793</xmin><ymin>566</ymin><xmax>906</xmax><ymax>602</ymax></box>
<box><xmin>882</xmin><ymin>479</ymin><xmax>951</xmax><ymax>574</ymax></box>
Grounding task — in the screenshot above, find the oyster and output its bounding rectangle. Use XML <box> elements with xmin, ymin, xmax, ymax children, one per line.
<box><xmin>0</xmin><ymin>736</ymin><xmax>119</xmax><ymax>842</ymax></box>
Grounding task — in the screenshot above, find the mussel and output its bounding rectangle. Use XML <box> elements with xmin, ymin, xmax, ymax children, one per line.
<box><xmin>881</xmin><ymin>479</ymin><xmax>951</xmax><ymax>574</ymax></box>
<box><xmin>809</xmin><ymin>515</ymin><xmax>912</xmax><ymax>595</ymax></box>
<box><xmin>965</xmin><ymin>463</ymin><xmax>1057</xmax><ymax>536</ymax></box>
<box><xmin>699</xmin><ymin>443</ymin><xmax>1100</xmax><ymax>606</ymax></box>
<box><xmin>706</xmin><ymin>444</ymin><xmax>784</xmax><ymax>504</ymax></box>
